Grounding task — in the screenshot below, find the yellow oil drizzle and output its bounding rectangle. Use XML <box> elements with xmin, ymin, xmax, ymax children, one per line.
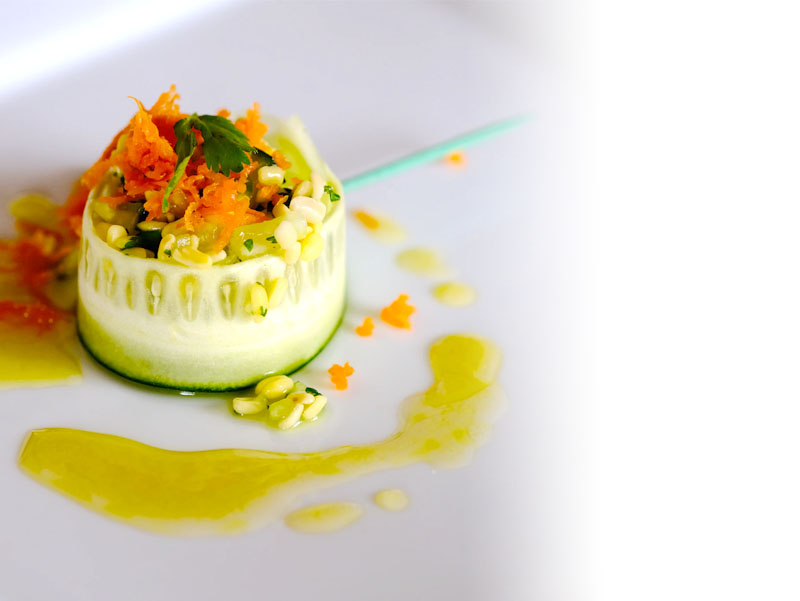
<box><xmin>284</xmin><ymin>502</ymin><xmax>364</xmax><ymax>533</ymax></box>
<box><xmin>433</xmin><ymin>282</ymin><xmax>478</xmax><ymax>307</ymax></box>
<box><xmin>395</xmin><ymin>247</ymin><xmax>451</xmax><ymax>278</ymax></box>
<box><xmin>18</xmin><ymin>334</ymin><xmax>504</xmax><ymax>536</ymax></box>
<box><xmin>0</xmin><ymin>323</ymin><xmax>81</xmax><ymax>388</ymax></box>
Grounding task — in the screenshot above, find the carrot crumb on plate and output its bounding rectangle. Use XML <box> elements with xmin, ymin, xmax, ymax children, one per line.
<box><xmin>379</xmin><ymin>294</ymin><xmax>416</xmax><ymax>329</ymax></box>
<box><xmin>355</xmin><ymin>316</ymin><xmax>374</xmax><ymax>337</ymax></box>
<box><xmin>328</xmin><ymin>362</ymin><xmax>354</xmax><ymax>390</ymax></box>
<box><xmin>444</xmin><ymin>150</ymin><xmax>467</xmax><ymax>168</ymax></box>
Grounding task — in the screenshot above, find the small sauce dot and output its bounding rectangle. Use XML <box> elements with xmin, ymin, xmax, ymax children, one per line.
<box><xmin>373</xmin><ymin>489</ymin><xmax>410</xmax><ymax>512</ymax></box>
<box><xmin>284</xmin><ymin>502</ymin><xmax>364</xmax><ymax>534</ymax></box>
<box><xmin>395</xmin><ymin>247</ymin><xmax>450</xmax><ymax>278</ymax></box>
<box><xmin>432</xmin><ymin>282</ymin><xmax>477</xmax><ymax>307</ymax></box>
<box><xmin>351</xmin><ymin>209</ymin><xmax>406</xmax><ymax>243</ymax></box>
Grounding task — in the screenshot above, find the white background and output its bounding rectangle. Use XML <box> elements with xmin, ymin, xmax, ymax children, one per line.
<box><xmin>2</xmin><ymin>1</ymin><xmax>800</xmax><ymax>599</ymax></box>
<box><xmin>578</xmin><ymin>1</ymin><xmax>800</xmax><ymax>599</ymax></box>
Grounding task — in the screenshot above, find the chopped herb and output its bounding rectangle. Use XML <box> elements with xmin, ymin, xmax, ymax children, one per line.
<box><xmin>305</xmin><ymin>386</ymin><xmax>321</xmax><ymax>396</ymax></box>
<box><xmin>324</xmin><ymin>184</ymin><xmax>341</xmax><ymax>202</ymax></box>
<box><xmin>121</xmin><ymin>229</ymin><xmax>162</xmax><ymax>253</ymax></box>
<box><xmin>259</xmin><ymin>306</ymin><xmax>267</xmax><ymax>317</ymax></box>
<box><xmin>162</xmin><ymin>155</ymin><xmax>191</xmax><ymax>212</ymax></box>
<box><xmin>243</xmin><ymin>238</ymin><xmax>254</xmax><ymax>251</ymax></box>
<box><xmin>164</xmin><ymin>249</ymin><xmax>172</xmax><ymax>257</ymax></box>
<box><xmin>252</xmin><ymin>147</ymin><xmax>276</xmax><ymax>166</ymax></box>
<box><xmin>266</xmin><ymin>236</ymin><xmax>277</xmax><ymax>243</ymax></box>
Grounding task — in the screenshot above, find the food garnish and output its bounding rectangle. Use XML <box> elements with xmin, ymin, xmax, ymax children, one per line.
<box><xmin>328</xmin><ymin>362</ymin><xmax>354</xmax><ymax>390</ymax></box>
<box><xmin>380</xmin><ymin>294</ymin><xmax>416</xmax><ymax>329</ymax></box>
<box><xmin>355</xmin><ymin>316</ymin><xmax>374</xmax><ymax>337</ymax></box>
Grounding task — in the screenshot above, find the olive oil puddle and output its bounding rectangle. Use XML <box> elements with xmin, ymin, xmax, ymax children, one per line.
<box><xmin>0</xmin><ymin>322</ymin><xmax>81</xmax><ymax>388</ymax></box>
<box><xmin>18</xmin><ymin>334</ymin><xmax>504</xmax><ymax>536</ymax></box>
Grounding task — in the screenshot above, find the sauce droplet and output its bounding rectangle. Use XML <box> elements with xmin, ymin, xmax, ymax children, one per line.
<box><xmin>433</xmin><ymin>282</ymin><xmax>477</xmax><ymax>307</ymax></box>
<box><xmin>395</xmin><ymin>247</ymin><xmax>450</xmax><ymax>278</ymax></box>
<box><xmin>284</xmin><ymin>502</ymin><xmax>364</xmax><ymax>533</ymax></box>
<box><xmin>352</xmin><ymin>209</ymin><xmax>406</xmax><ymax>243</ymax></box>
<box><xmin>373</xmin><ymin>489</ymin><xmax>410</xmax><ymax>511</ymax></box>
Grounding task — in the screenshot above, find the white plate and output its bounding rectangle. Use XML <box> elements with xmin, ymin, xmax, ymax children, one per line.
<box><xmin>0</xmin><ymin>3</ymin><xmax>561</xmax><ymax>600</ymax></box>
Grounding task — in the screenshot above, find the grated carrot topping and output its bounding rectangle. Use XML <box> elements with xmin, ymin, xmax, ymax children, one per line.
<box><xmin>355</xmin><ymin>316</ymin><xmax>374</xmax><ymax>337</ymax></box>
<box><xmin>328</xmin><ymin>362</ymin><xmax>354</xmax><ymax>390</ymax></box>
<box><xmin>353</xmin><ymin>210</ymin><xmax>380</xmax><ymax>230</ymax></box>
<box><xmin>234</xmin><ymin>102</ymin><xmax>271</xmax><ymax>153</ymax></box>
<box><xmin>379</xmin><ymin>294</ymin><xmax>416</xmax><ymax>329</ymax></box>
<box><xmin>272</xmin><ymin>149</ymin><xmax>292</xmax><ymax>170</ymax></box>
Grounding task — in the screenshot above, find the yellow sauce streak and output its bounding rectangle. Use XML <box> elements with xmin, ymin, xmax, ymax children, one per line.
<box><xmin>395</xmin><ymin>247</ymin><xmax>451</xmax><ymax>278</ymax></box>
<box><xmin>18</xmin><ymin>334</ymin><xmax>504</xmax><ymax>536</ymax></box>
<box><xmin>373</xmin><ymin>488</ymin><xmax>410</xmax><ymax>511</ymax></box>
<box><xmin>284</xmin><ymin>502</ymin><xmax>364</xmax><ymax>533</ymax></box>
<box><xmin>352</xmin><ymin>209</ymin><xmax>407</xmax><ymax>243</ymax></box>
<box><xmin>433</xmin><ymin>282</ymin><xmax>478</xmax><ymax>307</ymax></box>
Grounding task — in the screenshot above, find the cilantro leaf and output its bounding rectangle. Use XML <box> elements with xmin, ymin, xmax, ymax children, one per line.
<box><xmin>252</xmin><ymin>147</ymin><xmax>276</xmax><ymax>166</ymax></box>
<box><xmin>324</xmin><ymin>184</ymin><xmax>341</xmax><ymax>202</ymax></box>
<box><xmin>243</xmin><ymin>239</ymin><xmax>254</xmax><ymax>251</ymax></box>
<box><xmin>122</xmin><ymin>229</ymin><xmax>162</xmax><ymax>253</ymax></box>
<box><xmin>259</xmin><ymin>306</ymin><xmax>267</xmax><ymax>317</ymax></box>
<box><xmin>305</xmin><ymin>386</ymin><xmax>321</xmax><ymax>396</ymax></box>
<box><xmin>174</xmin><ymin>117</ymin><xmax>199</xmax><ymax>159</ymax></box>
<box><xmin>193</xmin><ymin>114</ymin><xmax>252</xmax><ymax>176</ymax></box>
<box><xmin>266</xmin><ymin>236</ymin><xmax>277</xmax><ymax>243</ymax></box>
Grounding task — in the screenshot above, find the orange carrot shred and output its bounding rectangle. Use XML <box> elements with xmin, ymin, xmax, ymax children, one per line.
<box><xmin>380</xmin><ymin>294</ymin><xmax>416</xmax><ymax>329</ymax></box>
<box><xmin>328</xmin><ymin>362</ymin><xmax>354</xmax><ymax>390</ymax></box>
<box><xmin>355</xmin><ymin>316</ymin><xmax>374</xmax><ymax>337</ymax></box>
<box><xmin>234</xmin><ymin>103</ymin><xmax>271</xmax><ymax>153</ymax></box>
<box><xmin>272</xmin><ymin>149</ymin><xmax>292</xmax><ymax>170</ymax></box>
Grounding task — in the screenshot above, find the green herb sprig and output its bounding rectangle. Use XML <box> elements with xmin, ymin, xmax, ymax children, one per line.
<box><xmin>324</xmin><ymin>184</ymin><xmax>341</xmax><ymax>202</ymax></box>
<box><xmin>122</xmin><ymin>229</ymin><xmax>162</xmax><ymax>253</ymax></box>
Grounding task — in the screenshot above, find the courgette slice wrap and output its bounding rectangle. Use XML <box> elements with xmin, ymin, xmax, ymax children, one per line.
<box><xmin>77</xmin><ymin>116</ymin><xmax>346</xmax><ymax>391</ymax></box>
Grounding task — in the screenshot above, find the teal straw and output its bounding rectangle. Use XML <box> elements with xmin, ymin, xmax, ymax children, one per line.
<box><xmin>341</xmin><ymin>114</ymin><xmax>532</xmax><ymax>191</ymax></box>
